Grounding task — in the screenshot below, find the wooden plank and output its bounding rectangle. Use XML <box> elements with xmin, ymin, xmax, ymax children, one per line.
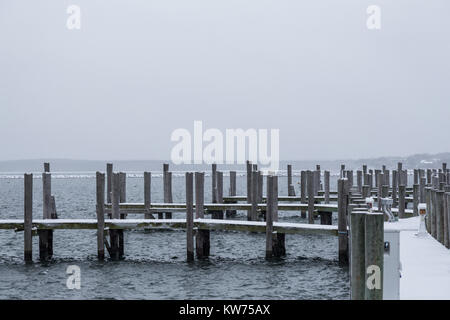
<box><xmin>24</xmin><ymin>174</ymin><xmax>33</xmax><ymax>262</ymax></box>
<box><xmin>1</xmin><ymin>218</ymin><xmax>339</xmax><ymax>236</ymax></box>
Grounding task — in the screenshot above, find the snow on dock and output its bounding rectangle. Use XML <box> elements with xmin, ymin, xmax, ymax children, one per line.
<box><xmin>385</xmin><ymin>217</ymin><xmax>450</xmax><ymax>300</ymax></box>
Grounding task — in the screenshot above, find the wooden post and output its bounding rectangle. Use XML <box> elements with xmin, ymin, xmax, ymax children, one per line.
<box><xmin>246</xmin><ymin>161</ymin><xmax>252</xmax><ymax>204</ymax></box>
<box><xmin>307</xmin><ymin>170</ymin><xmax>314</xmax><ymax>224</ymax></box>
<box><xmin>44</xmin><ymin>162</ymin><xmax>50</xmax><ymax>172</ymax></box>
<box><xmin>229</xmin><ymin>171</ymin><xmax>236</xmax><ymax>197</ymax></box>
<box><xmin>96</xmin><ymin>172</ymin><xmax>105</xmax><ymax>260</ymax></box>
<box><xmin>313</xmin><ymin>170</ymin><xmax>320</xmax><ymax>195</ymax></box>
<box><xmin>24</xmin><ymin>174</ymin><xmax>33</xmax><ymax>263</ymax></box>
<box><xmin>364</xmin><ymin>212</ymin><xmax>384</xmax><ymax>300</ymax></box>
<box><xmin>445</xmin><ymin>193</ymin><xmax>450</xmax><ymax>248</ymax></box>
<box><xmin>338</xmin><ymin>178</ymin><xmax>349</xmax><ymax>265</ymax></box>
<box><xmin>226</xmin><ymin>171</ymin><xmax>237</xmax><ymax>217</ymax></box>
<box><xmin>413</xmin><ymin>184</ymin><xmax>419</xmax><ymax>216</ymax></box>
<box><xmin>110</xmin><ymin>173</ymin><xmax>120</xmax><ymax>260</ymax></box>
<box><xmin>362</xmin><ymin>185</ymin><xmax>370</xmax><ymax>199</ymax></box>
<box><xmin>350</xmin><ymin>211</ymin><xmax>366</xmax><ymax>300</ymax></box>
<box><xmin>144</xmin><ymin>172</ymin><xmax>152</xmax><ymax>219</ymax></box>
<box><xmin>392</xmin><ymin>170</ymin><xmax>398</xmax><ymax>208</ymax></box>
<box><xmin>300</xmin><ymin>171</ymin><xmax>307</xmax><ymax>218</ymax></box>
<box><xmin>118</xmin><ymin>172</ymin><xmax>126</xmax><ymax>258</ymax></box>
<box><xmin>212</xmin><ymin>163</ymin><xmax>217</xmax><ymax>203</ymax></box>
<box><xmin>266</xmin><ymin>175</ymin><xmax>274</xmax><ymax>259</ymax></box>
<box><xmin>39</xmin><ymin>172</ymin><xmax>51</xmax><ymax>261</ymax></box>
<box><xmin>164</xmin><ymin>170</ymin><xmax>173</xmax><ymax>219</ymax></box>
<box><xmin>419</xmin><ymin>177</ymin><xmax>426</xmax><ymax>202</ymax></box>
<box><xmin>266</xmin><ymin>175</ymin><xmax>280</xmax><ymax>259</ymax></box>
<box><xmin>398</xmin><ymin>185</ymin><xmax>406</xmax><ymax>219</ymax></box>
<box><xmin>426</xmin><ymin>188</ymin><xmax>432</xmax><ymax>233</ymax></box>
<box><xmin>251</xmin><ymin>171</ymin><xmax>258</xmax><ymax>221</ymax></box>
<box><xmin>186</xmin><ymin>172</ymin><xmax>194</xmax><ymax>262</ymax></box>
<box><xmin>444</xmin><ymin>192</ymin><xmax>449</xmax><ymax>249</ymax></box>
<box><xmin>436</xmin><ymin>190</ymin><xmax>444</xmax><ymax>244</ymax></box>
<box><xmin>287</xmin><ymin>164</ymin><xmax>294</xmax><ymax>196</ymax></box>
<box><xmin>427</xmin><ymin>169</ymin><xmax>432</xmax><ymax>185</ymax></box>
<box><xmin>106</xmin><ymin>163</ymin><xmax>113</xmax><ymax>204</ymax></box>
<box><xmin>216</xmin><ymin>171</ymin><xmax>224</xmax><ymax>219</ymax></box>
<box><xmin>195</xmin><ymin>172</ymin><xmax>209</xmax><ymax>258</ymax></box>
<box><xmin>340</xmin><ymin>164</ymin><xmax>345</xmax><ymax>178</ymax></box>
<box><xmin>357</xmin><ymin>170</ymin><xmax>362</xmax><ymax>193</ymax></box>
<box><xmin>377</xmin><ymin>172</ymin><xmax>383</xmax><ymax>212</ymax></box>
<box><xmin>324</xmin><ymin>170</ymin><xmax>330</xmax><ymax>204</ymax></box>
<box><xmin>431</xmin><ymin>189</ymin><xmax>437</xmax><ymax>238</ymax></box>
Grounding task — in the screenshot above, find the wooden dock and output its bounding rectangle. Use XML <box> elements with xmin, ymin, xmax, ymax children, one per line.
<box><xmin>1</xmin><ymin>160</ymin><xmax>443</xmax><ymax>301</ymax></box>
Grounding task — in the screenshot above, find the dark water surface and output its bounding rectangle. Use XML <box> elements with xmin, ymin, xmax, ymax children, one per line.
<box><xmin>0</xmin><ymin>172</ymin><xmax>349</xmax><ymax>299</ymax></box>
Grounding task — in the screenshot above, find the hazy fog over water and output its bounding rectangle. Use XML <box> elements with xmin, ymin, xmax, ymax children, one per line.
<box><xmin>1</xmin><ymin>1</ymin><xmax>449</xmax><ymax>161</ymax></box>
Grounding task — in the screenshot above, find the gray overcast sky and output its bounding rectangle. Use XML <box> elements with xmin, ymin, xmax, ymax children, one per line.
<box><xmin>0</xmin><ymin>0</ymin><xmax>449</xmax><ymax>161</ymax></box>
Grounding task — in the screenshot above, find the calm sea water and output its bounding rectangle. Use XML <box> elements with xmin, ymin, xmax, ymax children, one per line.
<box><xmin>0</xmin><ymin>172</ymin><xmax>350</xmax><ymax>299</ymax></box>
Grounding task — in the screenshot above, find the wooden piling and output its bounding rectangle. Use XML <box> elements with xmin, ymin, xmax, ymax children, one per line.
<box><xmin>106</xmin><ymin>163</ymin><xmax>113</xmax><ymax>204</ymax></box>
<box><xmin>144</xmin><ymin>172</ymin><xmax>152</xmax><ymax>219</ymax></box>
<box><xmin>350</xmin><ymin>211</ymin><xmax>366</xmax><ymax>300</ymax></box>
<box><xmin>413</xmin><ymin>184</ymin><xmax>419</xmax><ymax>216</ymax></box>
<box><xmin>96</xmin><ymin>172</ymin><xmax>105</xmax><ymax>260</ymax></box>
<box><xmin>357</xmin><ymin>171</ymin><xmax>362</xmax><ymax>193</ymax></box>
<box><xmin>324</xmin><ymin>170</ymin><xmax>330</xmax><ymax>204</ymax></box>
<box><xmin>24</xmin><ymin>174</ymin><xmax>33</xmax><ymax>262</ymax></box>
<box><xmin>186</xmin><ymin>172</ymin><xmax>194</xmax><ymax>262</ymax></box>
<box><xmin>110</xmin><ymin>173</ymin><xmax>120</xmax><ymax>260</ymax></box>
<box><xmin>426</xmin><ymin>187</ymin><xmax>432</xmax><ymax>233</ymax></box>
<box><xmin>39</xmin><ymin>172</ymin><xmax>52</xmax><ymax>261</ymax></box>
<box><xmin>195</xmin><ymin>172</ymin><xmax>210</xmax><ymax>258</ymax></box>
<box><xmin>364</xmin><ymin>212</ymin><xmax>384</xmax><ymax>300</ymax></box>
<box><xmin>419</xmin><ymin>177</ymin><xmax>426</xmax><ymax>202</ymax></box>
<box><xmin>227</xmin><ymin>171</ymin><xmax>237</xmax><ymax>217</ymax></box>
<box><xmin>392</xmin><ymin>170</ymin><xmax>398</xmax><ymax>208</ymax></box>
<box><xmin>444</xmin><ymin>193</ymin><xmax>449</xmax><ymax>248</ymax></box>
<box><xmin>212</xmin><ymin>163</ymin><xmax>217</xmax><ymax>203</ymax></box>
<box><xmin>398</xmin><ymin>185</ymin><xmax>406</xmax><ymax>219</ymax></box>
<box><xmin>338</xmin><ymin>178</ymin><xmax>349</xmax><ymax>265</ymax></box>
<box><xmin>287</xmin><ymin>164</ymin><xmax>293</xmax><ymax>195</ymax></box>
<box><xmin>44</xmin><ymin>162</ymin><xmax>50</xmax><ymax>173</ymax></box>
<box><xmin>266</xmin><ymin>175</ymin><xmax>275</xmax><ymax>259</ymax></box>
<box><xmin>377</xmin><ymin>172</ymin><xmax>383</xmax><ymax>212</ymax></box>
<box><xmin>164</xmin><ymin>170</ymin><xmax>173</xmax><ymax>219</ymax></box>
<box><xmin>362</xmin><ymin>185</ymin><xmax>370</xmax><ymax>199</ymax></box>
<box><xmin>118</xmin><ymin>172</ymin><xmax>126</xmax><ymax>258</ymax></box>
<box><xmin>436</xmin><ymin>190</ymin><xmax>444</xmax><ymax>244</ymax></box>
<box><xmin>307</xmin><ymin>171</ymin><xmax>315</xmax><ymax>224</ymax></box>
<box><xmin>251</xmin><ymin>171</ymin><xmax>258</xmax><ymax>221</ymax></box>
<box><xmin>300</xmin><ymin>171</ymin><xmax>307</xmax><ymax>218</ymax></box>
<box><xmin>431</xmin><ymin>189</ymin><xmax>437</xmax><ymax>238</ymax></box>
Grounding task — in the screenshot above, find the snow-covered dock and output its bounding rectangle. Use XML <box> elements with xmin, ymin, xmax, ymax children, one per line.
<box><xmin>385</xmin><ymin>217</ymin><xmax>450</xmax><ymax>300</ymax></box>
